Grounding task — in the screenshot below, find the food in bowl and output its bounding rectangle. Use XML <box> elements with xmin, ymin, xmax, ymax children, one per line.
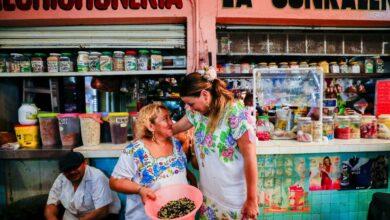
<box><xmin>157</xmin><ymin>197</ymin><xmax>196</xmax><ymax>219</ymax></box>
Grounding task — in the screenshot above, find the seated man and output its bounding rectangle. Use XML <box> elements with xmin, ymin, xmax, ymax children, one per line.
<box><xmin>45</xmin><ymin>152</ymin><xmax>121</xmax><ymax>220</ymax></box>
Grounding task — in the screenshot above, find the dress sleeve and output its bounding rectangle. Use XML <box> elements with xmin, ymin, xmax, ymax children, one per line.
<box><xmin>46</xmin><ymin>175</ymin><xmax>63</xmax><ymax>205</ymax></box>
<box><xmin>111</xmin><ymin>145</ymin><xmax>138</xmax><ymax>180</ymax></box>
<box><xmin>228</xmin><ymin>103</ymin><xmax>256</xmax><ymax>141</ymax></box>
<box><xmin>185</xmin><ymin>110</ymin><xmax>198</xmax><ymax>126</ymax></box>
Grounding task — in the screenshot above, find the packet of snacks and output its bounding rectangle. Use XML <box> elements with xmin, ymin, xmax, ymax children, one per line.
<box><xmin>272</xmin><ymin>108</ymin><xmax>296</xmax><ymax>140</ymax></box>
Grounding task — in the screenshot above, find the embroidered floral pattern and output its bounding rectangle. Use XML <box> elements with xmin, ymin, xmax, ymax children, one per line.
<box><xmin>199</xmin><ymin>196</ymin><xmax>241</xmax><ymax>220</ymax></box>
<box><xmin>123</xmin><ymin>139</ymin><xmax>187</xmax><ymax>187</ymax></box>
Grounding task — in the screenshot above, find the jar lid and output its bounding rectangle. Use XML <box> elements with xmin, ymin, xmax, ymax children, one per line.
<box><xmin>89</xmin><ymin>52</ymin><xmax>101</xmax><ymax>56</ymax></box>
<box><xmin>125</xmin><ymin>50</ymin><xmax>137</xmax><ymax>56</ymax></box>
<box><xmin>23</xmin><ymin>53</ymin><xmax>32</xmax><ymax>57</ymax></box>
<box><xmin>336</xmin><ymin>115</ymin><xmax>350</xmax><ymax>119</ymax></box>
<box><xmin>33</xmin><ymin>53</ymin><xmax>47</xmax><ymax>57</ymax></box>
<box><xmin>150</xmin><ymin>50</ymin><xmax>161</xmax><ymax>55</ymax></box>
<box><xmin>57</xmin><ymin>113</ymin><xmax>80</xmax><ymax>118</ymax></box>
<box><xmin>339</xmin><ymin>61</ymin><xmax>346</xmax><ymax>65</ymax></box>
<box><xmin>15</xmin><ymin>124</ymin><xmax>39</xmax><ymax>128</ymax></box>
<box><xmin>298</xmin><ymin>117</ymin><xmax>311</xmax><ymax>121</ymax></box>
<box><xmin>259</xmin><ymin>62</ymin><xmax>267</xmax><ymax>65</ymax></box>
<box><xmin>49</xmin><ymin>53</ymin><xmax>61</xmax><ymax>56</ymax></box>
<box><xmin>350</xmin><ymin>61</ymin><xmax>358</xmax><ymax>64</ymax></box>
<box><xmin>349</xmin><ymin>115</ymin><xmax>361</xmax><ymax>120</ymax></box>
<box><xmin>38</xmin><ymin>112</ymin><xmax>58</xmax><ymax>118</ymax></box>
<box><xmin>299</xmin><ymin>61</ymin><xmax>308</xmax><ymax>64</ymax></box>
<box><xmin>279</xmin><ymin>62</ymin><xmax>288</xmax><ymax>65</ymax></box>
<box><xmin>289</xmin><ymin>62</ymin><xmax>298</xmax><ymax>65</ymax></box>
<box><xmin>10</xmin><ymin>53</ymin><xmax>23</xmax><ymax>57</ymax></box>
<box><xmin>309</xmin><ymin>62</ymin><xmax>317</xmax><ymax>65</ymax></box>
<box><xmin>102</xmin><ymin>51</ymin><xmax>112</xmax><ymax>56</ymax></box>
<box><xmin>113</xmin><ymin>51</ymin><xmax>125</xmax><ymax>55</ymax></box>
<box><xmin>319</xmin><ymin>61</ymin><xmax>328</xmax><ymax>63</ymax></box>
<box><xmin>322</xmin><ymin>116</ymin><xmax>333</xmax><ymax>121</ymax></box>
<box><xmin>269</xmin><ymin>62</ymin><xmax>277</xmax><ymax>65</ymax></box>
<box><xmin>109</xmin><ymin>112</ymin><xmax>129</xmax><ymax>117</ymax></box>
<box><xmin>139</xmin><ymin>50</ymin><xmax>149</xmax><ymax>55</ymax></box>
<box><xmin>61</xmin><ymin>53</ymin><xmax>73</xmax><ymax>57</ymax></box>
<box><xmin>79</xmin><ymin>113</ymin><xmax>102</xmax><ymax>123</ymax></box>
<box><xmin>78</xmin><ymin>51</ymin><xmax>89</xmax><ymax>54</ymax></box>
<box><xmin>378</xmin><ymin>114</ymin><xmax>390</xmax><ymax>119</ymax></box>
<box><xmin>330</xmin><ymin>62</ymin><xmax>338</xmax><ymax>64</ymax></box>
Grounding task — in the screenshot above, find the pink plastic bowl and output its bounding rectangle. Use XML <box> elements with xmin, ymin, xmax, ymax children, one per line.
<box><xmin>144</xmin><ymin>184</ymin><xmax>203</xmax><ymax>220</ymax></box>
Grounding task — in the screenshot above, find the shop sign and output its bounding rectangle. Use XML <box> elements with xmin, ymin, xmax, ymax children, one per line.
<box><xmin>0</xmin><ymin>0</ymin><xmax>183</xmax><ymax>11</ymax></box>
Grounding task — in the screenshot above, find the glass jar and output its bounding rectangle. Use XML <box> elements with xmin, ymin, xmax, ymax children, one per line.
<box><xmin>124</xmin><ymin>50</ymin><xmax>137</xmax><ymax>71</ymax></box>
<box><xmin>350</xmin><ymin>62</ymin><xmax>360</xmax><ymax>74</ymax></box>
<box><xmin>349</xmin><ymin>115</ymin><xmax>361</xmax><ymax>139</ymax></box>
<box><xmin>31</xmin><ymin>53</ymin><xmax>46</xmax><ymax>72</ymax></box>
<box><xmin>232</xmin><ymin>64</ymin><xmax>241</xmax><ymax>74</ymax></box>
<box><xmin>279</xmin><ymin>62</ymin><xmax>289</xmax><ymax>69</ymax></box>
<box><xmin>339</xmin><ymin>61</ymin><xmax>349</xmax><ymax>73</ymax></box>
<box><xmin>257</xmin><ymin>62</ymin><xmax>268</xmax><ymax>74</ymax></box>
<box><xmin>256</xmin><ymin>115</ymin><xmax>273</xmax><ymax>141</ymax></box>
<box><xmin>10</xmin><ymin>53</ymin><xmax>22</xmax><ymax>73</ymax></box>
<box><xmin>364</xmin><ymin>58</ymin><xmax>374</xmax><ymax>74</ymax></box>
<box><xmin>47</xmin><ymin>53</ymin><xmax>60</xmax><ymax>72</ymax></box>
<box><xmin>360</xmin><ymin>115</ymin><xmax>377</xmax><ymax>139</ymax></box>
<box><xmin>329</xmin><ymin>62</ymin><xmax>340</xmax><ymax>74</ymax></box>
<box><xmin>335</xmin><ymin>116</ymin><xmax>351</xmax><ymax>139</ymax></box>
<box><xmin>241</xmin><ymin>63</ymin><xmax>250</xmax><ymax>74</ymax></box>
<box><xmin>89</xmin><ymin>52</ymin><xmax>101</xmax><ymax>72</ymax></box>
<box><xmin>100</xmin><ymin>51</ymin><xmax>113</xmax><ymax>71</ymax></box>
<box><xmin>20</xmin><ymin>54</ymin><xmax>32</xmax><ymax>73</ymax></box>
<box><xmin>249</xmin><ymin>63</ymin><xmax>256</xmax><ymax>74</ymax></box>
<box><xmin>113</xmin><ymin>51</ymin><xmax>125</xmax><ymax>71</ymax></box>
<box><xmin>309</xmin><ymin>62</ymin><xmax>318</xmax><ymax>69</ymax></box>
<box><xmin>378</xmin><ymin>114</ymin><xmax>390</xmax><ymax>139</ymax></box>
<box><xmin>290</xmin><ymin>61</ymin><xmax>299</xmax><ymax>74</ymax></box>
<box><xmin>269</xmin><ymin>62</ymin><xmax>278</xmax><ymax>73</ymax></box>
<box><xmin>150</xmin><ymin>50</ymin><xmax>163</xmax><ymax>70</ymax></box>
<box><xmin>375</xmin><ymin>56</ymin><xmax>384</xmax><ymax>73</ymax></box>
<box><xmin>312</xmin><ymin>121</ymin><xmax>322</xmax><ymax>142</ymax></box>
<box><xmin>318</xmin><ymin>61</ymin><xmax>329</xmax><ymax>74</ymax></box>
<box><xmin>322</xmin><ymin>116</ymin><xmax>334</xmax><ymax>140</ymax></box>
<box><xmin>137</xmin><ymin>50</ymin><xmax>149</xmax><ymax>71</ymax></box>
<box><xmin>0</xmin><ymin>54</ymin><xmax>8</xmax><ymax>72</ymax></box>
<box><xmin>59</xmin><ymin>53</ymin><xmax>73</xmax><ymax>72</ymax></box>
<box><xmin>77</xmin><ymin>51</ymin><xmax>89</xmax><ymax>72</ymax></box>
<box><xmin>224</xmin><ymin>63</ymin><xmax>233</xmax><ymax>74</ymax></box>
<box><xmin>299</xmin><ymin>61</ymin><xmax>309</xmax><ymax>68</ymax></box>
<box><xmin>297</xmin><ymin>117</ymin><xmax>312</xmax><ymax>142</ymax></box>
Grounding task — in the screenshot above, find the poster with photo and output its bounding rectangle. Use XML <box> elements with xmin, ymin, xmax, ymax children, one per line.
<box><xmin>258</xmin><ymin>156</ymin><xmax>310</xmax><ymax>213</ymax></box>
<box><xmin>340</xmin><ymin>155</ymin><xmax>388</xmax><ymax>190</ymax></box>
<box><xmin>309</xmin><ymin>156</ymin><xmax>341</xmax><ymax>191</ymax></box>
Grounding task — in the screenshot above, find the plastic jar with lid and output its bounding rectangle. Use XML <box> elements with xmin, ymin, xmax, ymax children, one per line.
<box><xmin>0</xmin><ymin>54</ymin><xmax>8</xmax><ymax>72</ymax></box>
<box><xmin>59</xmin><ymin>53</ymin><xmax>73</xmax><ymax>72</ymax></box>
<box><xmin>349</xmin><ymin>115</ymin><xmax>361</xmax><ymax>139</ymax></box>
<box><xmin>309</xmin><ymin>62</ymin><xmax>318</xmax><ymax>69</ymax></box>
<box><xmin>318</xmin><ymin>61</ymin><xmax>329</xmax><ymax>74</ymax></box>
<box><xmin>322</xmin><ymin>116</ymin><xmax>334</xmax><ymax>140</ymax></box>
<box><xmin>360</xmin><ymin>115</ymin><xmax>377</xmax><ymax>139</ymax></box>
<box><xmin>100</xmin><ymin>112</ymin><xmax>111</xmax><ymax>143</ymax></box>
<box><xmin>279</xmin><ymin>62</ymin><xmax>289</xmax><ymax>69</ymax></box>
<box><xmin>31</xmin><ymin>53</ymin><xmax>46</xmax><ymax>72</ymax></box>
<box><xmin>137</xmin><ymin>50</ymin><xmax>149</xmax><ymax>71</ymax></box>
<box><xmin>38</xmin><ymin>112</ymin><xmax>61</xmax><ymax>148</ymax></box>
<box><xmin>14</xmin><ymin>125</ymin><xmax>39</xmax><ymax>149</ymax></box>
<box><xmin>108</xmin><ymin>112</ymin><xmax>129</xmax><ymax>144</ymax></box>
<box><xmin>10</xmin><ymin>53</ymin><xmax>22</xmax><ymax>73</ymax></box>
<box><xmin>89</xmin><ymin>51</ymin><xmax>101</xmax><ymax>72</ymax></box>
<box><xmin>150</xmin><ymin>50</ymin><xmax>163</xmax><ymax>70</ymax></box>
<box><xmin>241</xmin><ymin>63</ymin><xmax>250</xmax><ymax>74</ymax></box>
<box><xmin>297</xmin><ymin>117</ymin><xmax>313</xmax><ymax>142</ymax></box>
<box><xmin>290</xmin><ymin>62</ymin><xmax>300</xmax><ymax>74</ymax></box>
<box><xmin>339</xmin><ymin>61</ymin><xmax>348</xmax><ymax>73</ymax></box>
<box><xmin>47</xmin><ymin>53</ymin><xmax>61</xmax><ymax>72</ymax></box>
<box><xmin>57</xmin><ymin>113</ymin><xmax>81</xmax><ymax>148</ymax></box>
<box><xmin>77</xmin><ymin>51</ymin><xmax>89</xmax><ymax>72</ymax></box>
<box><xmin>224</xmin><ymin>63</ymin><xmax>233</xmax><ymax>74</ymax></box>
<box><xmin>299</xmin><ymin>62</ymin><xmax>309</xmax><ymax>68</ymax></box>
<box><xmin>329</xmin><ymin>62</ymin><xmax>340</xmax><ymax>74</ymax></box>
<box><xmin>124</xmin><ymin>50</ymin><xmax>137</xmax><ymax>71</ymax></box>
<box><xmin>232</xmin><ymin>64</ymin><xmax>241</xmax><ymax>73</ymax></box>
<box><xmin>268</xmin><ymin>62</ymin><xmax>277</xmax><ymax>73</ymax></box>
<box><xmin>335</xmin><ymin>116</ymin><xmax>351</xmax><ymax>139</ymax></box>
<box><xmin>312</xmin><ymin>121</ymin><xmax>322</xmax><ymax>142</ymax></box>
<box><xmin>378</xmin><ymin>114</ymin><xmax>390</xmax><ymax>139</ymax></box>
<box><xmin>20</xmin><ymin>54</ymin><xmax>32</xmax><ymax>73</ymax></box>
<box><xmin>256</xmin><ymin>115</ymin><xmax>273</xmax><ymax>141</ymax></box>
<box><xmin>374</xmin><ymin>56</ymin><xmax>384</xmax><ymax>73</ymax></box>
<box><xmin>350</xmin><ymin>62</ymin><xmax>360</xmax><ymax>74</ymax></box>
<box><xmin>113</xmin><ymin>51</ymin><xmax>125</xmax><ymax>71</ymax></box>
<box><xmin>100</xmin><ymin>51</ymin><xmax>113</xmax><ymax>71</ymax></box>
<box><xmin>79</xmin><ymin>113</ymin><xmax>102</xmax><ymax>146</ymax></box>
<box><xmin>364</xmin><ymin>58</ymin><xmax>374</xmax><ymax>74</ymax></box>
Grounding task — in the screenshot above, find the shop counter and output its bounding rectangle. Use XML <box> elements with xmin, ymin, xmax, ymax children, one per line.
<box><xmin>73</xmin><ymin>139</ymin><xmax>390</xmax><ymax>158</ymax></box>
<box><xmin>0</xmin><ymin>148</ymin><xmax>71</xmax><ymax>159</ymax></box>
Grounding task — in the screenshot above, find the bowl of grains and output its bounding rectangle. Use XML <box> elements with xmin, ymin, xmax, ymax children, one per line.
<box><xmin>144</xmin><ymin>184</ymin><xmax>203</xmax><ymax>220</ymax></box>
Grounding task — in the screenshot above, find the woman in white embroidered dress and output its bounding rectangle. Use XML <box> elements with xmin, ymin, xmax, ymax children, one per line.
<box><xmin>173</xmin><ymin>68</ymin><xmax>259</xmax><ymax>220</ymax></box>
<box><xmin>109</xmin><ymin>103</ymin><xmax>188</xmax><ymax>219</ymax></box>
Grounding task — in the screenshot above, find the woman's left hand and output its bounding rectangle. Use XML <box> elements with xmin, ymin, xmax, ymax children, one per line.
<box><xmin>241</xmin><ymin>197</ymin><xmax>259</xmax><ymax>220</ymax></box>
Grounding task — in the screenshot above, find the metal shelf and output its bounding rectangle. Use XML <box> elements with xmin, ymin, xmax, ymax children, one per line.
<box><xmin>217</xmin><ymin>53</ymin><xmax>388</xmax><ymax>57</ymax></box>
<box><xmin>217</xmin><ymin>73</ymin><xmax>390</xmax><ymax>79</ymax></box>
<box><xmin>0</xmin><ymin>70</ymin><xmax>187</xmax><ymax>78</ymax></box>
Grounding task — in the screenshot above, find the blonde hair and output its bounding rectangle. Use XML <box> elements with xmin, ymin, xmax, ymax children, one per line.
<box><xmin>180</xmin><ymin>72</ymin><xmax>234</xmax><ymax>133</ymax></box>
<box><xmin>135</xmin><ymin>102</ymin><xmax>169</xmax><ymax>140</ymax></box>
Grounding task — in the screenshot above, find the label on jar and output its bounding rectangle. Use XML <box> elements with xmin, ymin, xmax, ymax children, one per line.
<box><xmin>32</xmin><ymin>61</ymin><xmax>44</xmax><ymax>72</ymax></box>
<box><xmin>151</xmin><ymin>55</ymin><xmax>162</xmax><ymax>70</ymax></box>
<box><xmin>100</xmin><ymin>56</ymin><xmax>112</xmax><ymax>71</ymax></box>
<box><xmin>115</xmin><ymin>117</ymin><xmax>128</xmax><ymax>124</ymax></box>
<box><xmin>114</xmin><ymin>58</ymin><xmax>124</xmax><ymax>71</ymax></box>
<box><xmin>365</xmin><ymin>62</ymin><xmax>374</xmax><ymax>74</ymax></box>
<box><xmin>60</xmin><ymin>61</ymin><xmax>72</xmax><ymax>72</ymax></box>
<box><xmin>89</xmin><ymin>57</ymin><xmax>100</xmax><ymax>72</ymax></box>
<box><xmin>124</xmin><ymin>56</ymin><xmax>137</xmax><ymax>71</ymax></box>
<box><xmin>137</xmin><ymin>56</ymin><xmax>148</xmax><ymax>71</ymax></box>
<box><xmin>47</xmin><ymin>61</ymin><xmax>59</xmax><ymax>72</ymax></box>
<box><xmin>20</xmin><ymin>61</ymin><xmax>31</xmax><ymax>73</ymax></box>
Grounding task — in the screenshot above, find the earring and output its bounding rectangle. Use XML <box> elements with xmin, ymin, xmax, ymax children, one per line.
<box><xmin>152</xmin><ymin>131</ymin><xmax>157</xmax><ymax>143</ymax></box>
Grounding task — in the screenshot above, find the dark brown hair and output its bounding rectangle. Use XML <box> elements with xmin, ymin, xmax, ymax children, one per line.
<box><xmin>180</xmin><ymin>72</ymin><xmax>234</xmax><ymax>133</ymax></box>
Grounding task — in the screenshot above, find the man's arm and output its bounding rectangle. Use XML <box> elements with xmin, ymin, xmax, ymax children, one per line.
<box><xmin>79</xmin><ymin>205</ymin><xmax>109</xmax><ymax>220</ymax></box>
<box><xmin>44</xmin><ymin>204</ymin><xmax>59</xmax><ymax>220</ymax></box>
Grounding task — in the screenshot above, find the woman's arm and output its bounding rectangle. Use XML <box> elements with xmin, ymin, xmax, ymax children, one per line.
<box><xmin>109</xmin><ymin>178</ymin><xmax>156</xmax><ymax>203</ymax></box>
<box><xmin>172</xmin><ymin>116</ymin><xmax>193</xmax><ymax>135</ymax></box>
<box><xmin>237</xmin><ymin>131</ymin><xmax>259</xmax><ymax>219</ymax></box>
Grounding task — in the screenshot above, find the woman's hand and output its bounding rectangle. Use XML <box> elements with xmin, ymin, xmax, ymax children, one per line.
<box><xmin>139</xmin><ymin>186</ymin><xmax>156</xmax><ymax>203</ymax></box>
<box><xmin>241</xmin><ymin>197</ymin><xmax>259</xmax><ymax>220</ymax></box>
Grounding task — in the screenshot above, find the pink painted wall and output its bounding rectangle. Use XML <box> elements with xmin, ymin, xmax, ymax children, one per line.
<box><xmin>1</xmin><ymin>0</ymin><xmax>390</xmax><ymax>71</ymax></box>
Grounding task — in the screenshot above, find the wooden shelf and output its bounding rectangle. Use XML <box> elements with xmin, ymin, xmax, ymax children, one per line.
<box><xmin>0</xmin><ymin>70</ymin><xmax>187</xmax><ymax>78</ymax></box>
<box><xmin>217</xmin><ymin>53</ymin><xmax>389</xmax><ymax>57</ymax></box>
<box><xmin>217</xmin><ymin>73</ymin><xmax>390</xmax><ymax>79</ymax></box>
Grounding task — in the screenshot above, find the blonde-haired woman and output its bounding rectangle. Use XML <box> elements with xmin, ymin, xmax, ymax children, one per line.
<box><xmin>109</xmin><ymin>103</ymin><xmax>188</xmax><ymax>219</ymax></box>
<box><xmin>173</xmin><ymin>71</ymin><xmax>259</xmax><ymax>219</ymax></box>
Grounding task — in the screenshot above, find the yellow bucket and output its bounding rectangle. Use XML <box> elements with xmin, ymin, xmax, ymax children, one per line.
<box><xmin>14</xmin><ymin>125</ymin><xmax>39</xmax><ymax>149</ymax></box>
